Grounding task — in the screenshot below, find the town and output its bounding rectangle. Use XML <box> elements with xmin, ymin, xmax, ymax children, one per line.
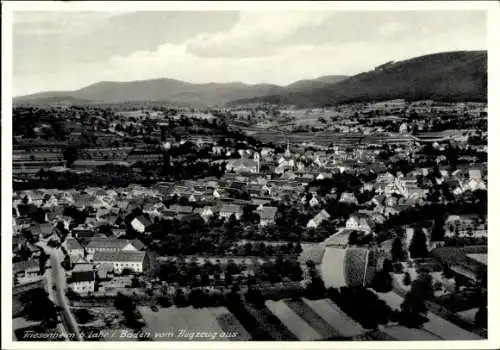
<box><xmin>12</xmin><ymin>99</ymin><xmax>487</xmax><ymax>341</ymax></box>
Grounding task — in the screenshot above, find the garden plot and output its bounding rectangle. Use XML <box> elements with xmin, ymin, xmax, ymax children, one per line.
<box><xmin>301</xmin><ymin>298</ymin><xmax>365</xmax><ymax>338</ymax></box>
<box><xmin>264</xmin><ymin>300</ymin><xmax>322</xmax><ymax>341</ymax></box>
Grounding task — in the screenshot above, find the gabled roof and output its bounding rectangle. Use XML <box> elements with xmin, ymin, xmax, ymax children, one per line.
<box><xmin>86</xmin><ymin>237</ymin><xmax>130</xmax><ymax>250</ymax></box>
<box><xmin>69</xmin><ymin>271</ymin><xmax>95</xmax><ymax>283</ymax></box>
<box><xmin>13</xmin><ymin>259</ymin><xmax>39</xmax><ymax>273</ymax></box>
<box><xmin>220</xmin><ymin>204</ymin><xmax>243</xmax><ymax>214</ymax></box>
<box><xmin>65</xmin><ymin>237</ymin><xmax>83</xmax><ymax>251</ymax></box>
<box><xmin>133</xmin><ymin>215</ymin><xmax>152</xmax><ymax>228</ymax></box>
<box><xmin>167</xmin><ymin>205</ymin><xmax>193</xmax><ymax>214</ymax></box>
<box><xmin>257</xmin><ymin>206</ymin><xmax>278</xmax><ymax>220</ymax></box>
<box><xmin>130</xmin><ymin>238</ymin><xmax>146</xmax><ymax>251</ymax></box>
<box><xmin>93</xmin><ymin>250</ymin><xmax>146</xmax><ymax>263</ymax></box>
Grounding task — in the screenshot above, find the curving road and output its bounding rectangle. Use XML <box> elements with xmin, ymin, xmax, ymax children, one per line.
<box><xmin>37</xmin><ymin>242</ymin><xmax>83</xmax><ymax>341</ymax></box>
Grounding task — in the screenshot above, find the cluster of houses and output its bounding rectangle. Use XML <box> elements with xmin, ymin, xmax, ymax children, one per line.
<box><xmin>11</xmin><ymin>129</ymin><xmax>487</xmax><ymax>300</ymax></box>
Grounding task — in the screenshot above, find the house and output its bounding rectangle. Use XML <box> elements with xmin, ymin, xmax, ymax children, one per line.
<box><xmin>309</xmin><ymin>196</ymin><xmax>320</xmax><ymax>208</ymax></box>
<box><xmin>130</xmin><ymin>238</ymin><xmax>146</xmax><ymax>251</ymax></box>
<box><xmin>345</xmin><ymin>214</ymin><xmax>375</xmax><ymax>234</ymax></box>
<box><xmin>68</xmin><ymin>271</ymin><xmax>96</xmax><ymax>295</ymax></box>
<box><xmin>73</xmin><ymin>193</ymin><xmax>94</xmax><ymax>210</ymax></box>
<box><xmin>226</xmin><ymin>158</ymin><xmax>259</xmax><ymax>174</ymax></box>
<box><xmin>469</xmin><ymin>168</ymin><xmax>482</xmax><ymax>181</ymax></box>
<box><xmin>13</xmin><ymin>259</ymin><xmax>42</xmax><ymax>285</ymax></box>
<box><xmin>376</xmin><ymin>172</ymin><xmax>395</xmax><ymax>184</ymax></box>
<box><xmin>143</xmin><ymin>202</ymin><xmax>167</xmax><ymax>217</ymax></box>
<box><xmin>63</xmin><ymin>237</ymin><xmax>85</xmax><ymax>262</ymax></box>
<box><xmin>93</xmin><ymin>251</ymin><xmax>148</xmax><ymax>274</ymax></box>
<box><xmin>193</xmin><ymin>206</ymin><xmax>214</xmax><ymax>222</ymax></box>
<box><xmin>131</xmin><ymin>215</ymin><xmax>152</xmax><ymax>233</ymax></box>
<box><xmin>31</xmin><ymin>223</ymin><xmax>54</xmax><ymax>238</ymax></box>
<box><xmin>111</xmin><ymin>228</ymin><xmax>126</xmax><ymax>238</ymax></box>
<box><xmin>339</xmin><ymin>192</ymin><xmax>358</xmax><ymax>205</ymax></box>
<box><xmin>257</xmin><ymin>206</ymin><xmax>278</xmax><ymax>226</ymax></box>
<box><xmin>41</xmin><ymin>194</ymin><xmax>59</xmax><ymax>208</ymax></box>
<box><xmin>166</xmin><ymin>205</ymin><xmax>193</xmax><ymax>219</ymax></box>
<box><xmin>371</xmin><ymin>194</ymin><xmax>386</xmax><ymax>208</ymax></box>
<box><xmin>307</xmin><ymin>209</ymin><xmax>331</xmax><ymax>228</ymax></box>
<box><xmin>220</xmin><ymin>204</ymin><xmax>243</xmax><ymax>220</ymax></box>
<box><xmin>85</xmin><ymin>237</ymin><xmax>138</xmax><ymax>260</ymax></box>
<box><xmin>26</xmin><ymin>191</ymin><xmax>45</xmax><ymax>206</ymax></box>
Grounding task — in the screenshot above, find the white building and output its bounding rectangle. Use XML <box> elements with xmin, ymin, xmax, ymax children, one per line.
<box><xmin>307</xmin><ymin>209</ymin><xmax>331</xmax><ymax>228</ymax></box>
<box><xmin>68</xmin><ymin>271</ymin><xmax>96</xmax><ymax>295</ymax></box>
<box><xmin>85</xmin><ymin>237</ymin><xmax>138</xmax><ymax>260</ymax></box>
<box><xmin>93</xmin><ymin>251</ymin><xmax>147</xmax><ymax>274</ymax></box>
<box><xmin>131</xmin><ymin>215</ymin><xmax>152</xmax><ymax>233</ymax></box>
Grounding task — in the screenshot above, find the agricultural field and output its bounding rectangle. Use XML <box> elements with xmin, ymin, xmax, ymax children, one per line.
<box><xmin>283</xmin><ymin>299</ymin><xmax>340</xmax><ymax>339</ymax></box>
<box><xmin>138</xmin><ymin>306</ymin><xmax>249</xmax><ymax>341</ymax></box>
<box><xmin>243</xmin><ymin>303</ymin><xmax>298</xmax><ymax>340</ymax></box>
<box><xmin>344</xmin><ymin>248</ymin><xmax>369</xmax><ymax>287</ymax></box>
<box><xmin>264</xmin><ymin>300</ymin><xmax>322</xmax><ymax>341</ymax></box>
<box><xmin>301</xmin><ymin>298</ymin><xmax>365</xmax><ymax>338</ymax></box>
<box><xmin>380</xmin><ymin>325</ymin><xmax>442</xmax><ymax>340</ymax></box>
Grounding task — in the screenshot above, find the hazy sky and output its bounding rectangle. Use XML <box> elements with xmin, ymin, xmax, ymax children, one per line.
<box><xmin>13</xmin><ymin>10</ymin><xmax>486</xmax><ymax>96</ymax></box>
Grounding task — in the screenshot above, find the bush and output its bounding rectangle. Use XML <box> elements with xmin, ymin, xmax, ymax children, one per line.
<box><xmin>403</xmin><ymin>272</ymin><xmax>412</xmax><ymax>286</ymax></box>
<box><xmin>74</xmin><ymin>308</ymin><xmax>94</xmax><ymax>324</ymax></box>
<box><xmin>157</xmin><ymin>296</ymin><xmax>172</xmax><ymax>308</ymax></box>
<box><xmin>393</xmin><ymin>262</ymin><xmax>404</xmax><ymax>274</ymax></box>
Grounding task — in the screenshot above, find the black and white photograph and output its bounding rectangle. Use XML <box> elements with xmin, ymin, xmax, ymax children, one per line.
<box><xmin>2</xmin><ymin>1</ymin><xmax>498</xmax><ymax>348</ymax></box>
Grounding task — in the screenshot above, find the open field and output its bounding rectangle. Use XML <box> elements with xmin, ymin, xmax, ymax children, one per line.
<box><xmin>265</xmin><ymin>300</ymin><xmax>322</xmax><ymax>340</ymax></box>
<box><xmin>301</xmin><ymin>298</ymin><xmax>365</xmax><ymax>337</ymax></box>
<box><xmin>283</xmin><ymin>299</ymin><xmax>340</xmax><ymax>339</ymax></box>
<box><xmin>243</xmin><ymin>303</ymin><xmax>298</xmax><ymax>340</ymax></box>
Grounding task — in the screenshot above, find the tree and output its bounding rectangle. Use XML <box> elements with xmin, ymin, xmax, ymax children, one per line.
<box><xmin>19</xmin><ymin>288</ymin><xmax>58</xmax><ymax>323</ymax></box>
<box><xmin>403</xmin><ymin>272</ymin><xmax>412</xmax><ymax>286</ymax></box>
<box><xmin>431</xmin><ymin>217</ymin><xmax>445</xmax><ymax>241</ymax></box>
<box><xmin>399</xmin><ymin>272</ymin><xmax>433</xmax><ymax>327</ymax></box>
<box><xmin>372</xmin><ymin>269</ymin><xmax>393</xmax><ymax>293</ymax></box>
<box><xmin>74</xmin><ymin>308</ymin><xmax>94</xmax><ymax>324</ymax></box>
<box><xmin>113</xmin><ymin>293</ymin><xmax>135</xmax><ymax>312</ymax></box>
<box><xmin>173</xmin><ymin>288</ymin><xmax>189</xmax><ymax>307</ymax></box>
<box><xmin>305</xmin><ymin>276</ymin><xmax>326</xmax><ymax>299</ymax></box>
<box><xmin>475</xmin><ymin>306</ymin><xmax>487</xmax><ymax>328</ymax></box>
<box><xmin>391</xmin><ymin>237</ymin><xmax>405</xmax><ymax>262</ymax></box>
<box><xmin>63</xmin><ymin>145</ymin><xmax>79</xmax><ymax>167</ymax></box>
<box><xmin>348</xmin><ymin>231</ymin><xmax>360</xmax><ymax>245</ymax></box>
<box><xmin>409</xmin><ymin>228</ymin><xmax>428</xmax><ymax>259</ymax></box>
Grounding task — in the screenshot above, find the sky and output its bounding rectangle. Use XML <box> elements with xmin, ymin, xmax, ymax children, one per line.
<box><xmin>13</xmin><ymin>10</ymin><xmax>487</xmax><ymax>96</ymax></box>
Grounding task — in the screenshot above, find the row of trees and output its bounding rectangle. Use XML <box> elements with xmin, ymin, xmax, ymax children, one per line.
<box><xmin>155</xmin><ymin>255</ymin><xmax>303</xmax><ymax>287</ymax></box>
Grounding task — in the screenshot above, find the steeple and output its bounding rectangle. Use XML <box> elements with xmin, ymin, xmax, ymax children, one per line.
<box><xmin>285</xmin><ymin>138</ymin><xmax>291</xmax><ymax>158</ymax></box>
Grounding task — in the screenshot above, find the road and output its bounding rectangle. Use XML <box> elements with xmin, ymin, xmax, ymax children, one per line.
<box><xmin>37</xmin><ymin>242</ymin><xmax>83</xmax><ymax>341</ymax></box>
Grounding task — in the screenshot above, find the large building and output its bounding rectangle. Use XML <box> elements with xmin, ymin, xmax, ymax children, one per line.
<box><xmin>92</xmin><ymin>251</ymin><xmax>148</xmax><ymax>274</ymax></box>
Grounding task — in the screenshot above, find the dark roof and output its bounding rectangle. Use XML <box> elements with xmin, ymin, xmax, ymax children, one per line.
<box><xmin>86</xmin><ymin>237</ymin><xmax>130</xmax><ymax>250</ymax></box>
<box><xmin>69</xmin><ymin>271</ymin><xmax>96</xmax><ymax>283</ymax></box>
<box><xmin>220</xmin><ymin>204</ymin><xmax>243</xmax><ymax>214</ymax></box>
<box><xmin>93</xmin><ymin>250</ymin><xmax>146</xmax><ymax>263</ymax></box>
<box><xmin>13</xmin><ymin>259</ymin><xmax>39</xmax><ymax>273</ymax></box>
<box><xmin>257</xmin><ymin>206</ymin><xmax>278</xmax><ymax>220</ymax></box>
<box><xmin>131</xmin><ymin>238</ymin><xmax>146</xmax><ymax>251</ymax></box>
<box><xmin>65</xmin><ymin>238</ymin><xmax>83</xmax><ymax>251</ymax></box>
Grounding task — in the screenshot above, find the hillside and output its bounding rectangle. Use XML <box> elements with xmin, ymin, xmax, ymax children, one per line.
<box><xmin>14</xmin><ymin>75</ymin><xmax>346</xmax><ymax>107</ymax></box>
<box><xmin>285</xmin><ymin>75</ymin><xmax>348</xmax><ymax>93</ymax></box>
<box><xmin>14</xmin><ymin>79</ymin><xmax>282</xmax><ymax>107</ymax></box>
<box><xmin>229</xmin><ymin>51</ymin><xmax>487</xmax><ymax>107</ymax></box>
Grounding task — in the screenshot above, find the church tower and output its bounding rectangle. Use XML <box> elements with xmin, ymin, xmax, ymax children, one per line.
<box><xmin>254</xmin><ymin>152</ymin><xmax>260</xmax><ymax>173</ymax></box>
<box><xmin>285</xmin><ymin>138</ymin><xmax>291</xmax><ymax>158</ymax></box>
